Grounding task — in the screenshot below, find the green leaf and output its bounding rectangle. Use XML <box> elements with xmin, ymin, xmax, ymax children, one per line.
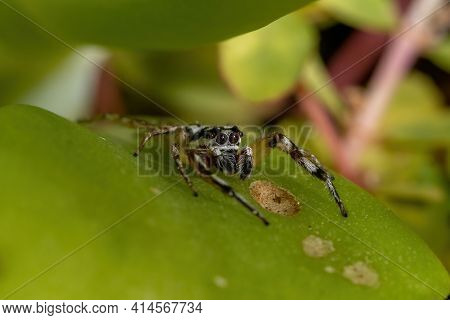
<box><xmin>381</xmin><ymin>72</ymin><xmax>450</xmax><ymax>148</ymax></box>
<box><xmin>4</xmin><ymin>0</ymin><xmax>314</xmax><ymax>49</ymax></box>
<box><xmin>110</xmin><ymin>49</ymin><xmax>268</xmax><ymax>123</ymax></box>
<box><xmin>298</xmin><ymin>54</ymin><xmax>346</xmax><ymax>119</ymax></box>
<box><xmin>426</xmin><ymin>36</ymin><xmax>450</xmax><ymax>72</ymax></box>
<box><xmin>0</xmin><ymin>105</ymin><xmax>448</xmax><ymax>299</ymax></box>
<box><xmin>220</xmin><ymin>13</ymin><xmax>317</xmax><ymax>102</ymax></box>
<box><xmin>0</xmin><ymin>5</ymin><xmax>68</xmax><ymax>104</ymax></box>
<box><xmin>320</xmin><ymin>0</ymin><xmax>397</xmax><ymax>32</ymax></box>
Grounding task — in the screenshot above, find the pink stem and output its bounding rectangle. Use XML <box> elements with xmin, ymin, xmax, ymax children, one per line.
<box><xmin>92</xmin><ymin>60</ymin><xmax>125</xmax><ymax>116</ymax></box>
<box><xmin>328</xmin><ymin>31</ymin><xmax>388</xmax><ymax>90</ymax></box>
<box><xmin>344</xmin><ymin>0</ymin><xmax>445</xmax><ymax>170</ymax></box>
<box><xmin>327</xmin><ymin>0</ymin><xmax>412</xmax><ymax>91</ymax></box>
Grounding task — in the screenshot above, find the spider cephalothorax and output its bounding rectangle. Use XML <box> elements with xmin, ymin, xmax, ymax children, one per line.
<box><xmin>127</xmin><ymin>120</ymin><xmax>348</xmax><ymax>226</ymax></box>
<box><xmin>184</xmin><ymin>125</ymin><xmax>252</xmax><ymax>179</ymax></box>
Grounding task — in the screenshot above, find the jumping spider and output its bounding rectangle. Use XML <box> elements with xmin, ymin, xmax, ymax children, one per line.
<box><xmin>124</xmin><ymin>119</ymin><xmax>348</xmax><ymax>226</ymax></box>
<box><xmin>91</xmin><ymin>115</ymin><xmax>348</xmax><ymax>225</ymax></box>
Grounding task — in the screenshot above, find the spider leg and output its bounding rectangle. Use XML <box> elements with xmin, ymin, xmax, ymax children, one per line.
<box><xmin>80</xmin><ymin>114</ymin><xmax>184</xmax><ymax>157</ymax></box>
<box><xmin>190</xmin><ymin>153</ymin><xmax>269</xmax><ymax>226</ymax></box>
<box><xmin>170</xmin><ymin>144</ymin><xmax>198</xmax><ymax>197</ymax></box>
<box><xmin>237</xmin><ymin>146</ymin><xmax>254</xmax><ymax>180</ymax></box>
<box><xmin>207</xmin><ymin>175</ymin><xmax>269</xmax><ymax>226</ymax></box>
<box><xmin>134</xmin><ymin>125</ymin><xmax>182</xmax><ymax>157</ymax></box>
<box><xmin>265</xmin><ymin>133</ymin><xmax>348</xmax><ymax>218</ymax></box>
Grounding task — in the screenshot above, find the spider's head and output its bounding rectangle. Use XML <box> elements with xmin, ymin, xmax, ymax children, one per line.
<box><xmin>203</xmin><ymin>126</ymin><xmax>243</xmax><ymax>150</ymax></box>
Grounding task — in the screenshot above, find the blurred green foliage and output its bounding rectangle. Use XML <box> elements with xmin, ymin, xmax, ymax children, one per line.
<box><xmin>381</xmin><ymin>72</ymin><xmax>450</xmax><ymax>148</ymax></box>
<box><xmin>0</xmin><ymin>5</ymin><xmax>68</xmax><ymax>105</ymax></box>
<box><xmin>298</xmin><ymin>54</ymin><xmax>346</xmax><ymax>118</ymax></box>
<box><xmin>319</xmin><ymin>0</ymin><xmax>397</xmax><ymax>31</ymax></box>
<box><xmin>426</xmin><ymin>36</ymin><xmax>450</xmax><ymax>72</ymax></box>
<box><xmin>4</xmin><ymin>0</ymin><xmax>313</xmax><ymax>49</ymax></box>
<box><xmin>109</xmin><ymin>48</ymin><xmax>264</xmax><ymax>124</ymax></box>
<box><xmin>363</xmin><ymin>73</ymin><xmax>450</xmax><ymax>270</ymax></box>
<box><xmin>220</xmin><ymin>13</ymin><xmax>316</xmax><ymax>102</ymax></box>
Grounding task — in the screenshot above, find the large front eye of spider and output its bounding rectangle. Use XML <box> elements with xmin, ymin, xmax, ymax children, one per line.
<box><xmin>229</xmin><ymin>132</ymin><xmax>240</xmax><ymax>144</ymax></box>
<box><xmin>204</xmin><ymin>129</ymin><xmax>217</xmax><ymax>140</ymax></box>
<box><xmin>216</xmin><ymin>132</ymin><xmax>228</xmax><ymax>145</ymax></box>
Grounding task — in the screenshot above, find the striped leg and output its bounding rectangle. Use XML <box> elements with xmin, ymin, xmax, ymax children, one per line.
<box><xmin>266</xmin><ymin>133</ymin><xmax>348</xmax><ymax>218</ymax></box>
<box><xmin>237</xmin><ymin>146</ymin><xmax>254</xmax><ymax>180</ymax></box>
<box><xmin>191</xmin><ymin>153</ymin><xmax>269</xmax><ymax>226</ymax></box>
<box><xmin>208</xmin><ymin>175</ymin><xmax>269</xmax><ymax>226</ymax></box>
<box><xmin>171</xmin><ymin>144</ymin><xmax>198</xmax><ymax>197</ymax></box>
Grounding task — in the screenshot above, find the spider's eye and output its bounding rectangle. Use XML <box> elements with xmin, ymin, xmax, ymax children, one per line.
<box><xmin>204</xmin><ymin>130</ymin><xmax>217</xmax><ymax>139</ymax></box>
<box><xmin>216</xmin><ymin>132</ymin><xmax>228</xmax><ymax>145</ymax></box>
<box><xmin>229</xmin><ymin>132</ymin><xmax>240</xmax><ymax>144</ymax></box>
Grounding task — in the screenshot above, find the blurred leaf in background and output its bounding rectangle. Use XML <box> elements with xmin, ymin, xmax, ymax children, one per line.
<box><xmin>19</xmin><ymin>47</ymin><xmax>109</xmax><ymax>120</ymax></box>
<box><xmin>298</xmin><ymin>54</ymin><xmax>346</xmax><ymax>119</ymax></box>
<box><xmin>0</xmin><ymin>4</ymin><xmax>68</xmax><ymax>105</ymax></box>
<box><xmin>0</xmin><ymin>0</ymin><xmax>317</xmax><ymax>122</ymax></box>
<box><xmin>361</xmin><ymin>72</ymin><xmax>450</xmax><ymax>269</ymax></box>
<box><xmin>220</xmin><ymin>13</ymin><xmax>316</xmax><ymax>102</ymax></box>
<box><xmin>4</xmin><ymin>0</ymin><xmax>314</xmax><ymax>49</ymax></box>
<box><xmin>109</xmin><ymin>48</ymin><xmax>277</xmax><ymax>123</ymax></box>
<box><xmin>426</xmin><ymin>36</ymin><xmax>450</xmax><ymax>72</ymax></box>
<box><xmin>319</xmin><ymin>0</ymin><xmax>397</xmax><ymax>32</ymax></box>
<box><xmin>380</xmin><ymin>72</ymin><xmax>450</xmax><ymax>148</ymax></box>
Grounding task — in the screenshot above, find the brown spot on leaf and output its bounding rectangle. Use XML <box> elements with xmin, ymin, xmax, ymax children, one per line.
<box><xmin>249</xmin><ymin>180</ymin><xmax>300</xmax><ymax>216</ymax></box>
<box><xmin>213</xmin><ymin>275</ymin><xmax>228</xmax><ymax>288</ymax></box>
<box><xmin>343</xmin><ymin>261</ymin><xmax>379</xmax><ymax>287</ymax></box>
<box><xmin>324</xmin><ymin>266</ymin><xmax>336</xmax><ymax>273</ymax></box>
<box><xmin>149</xmin><ymin>187</ymin><xmax>161</xmax><ymax>195</ymax></box>
<box><xmin>302</xmin><ymin>235</ymin><xmax>335</xmax><ymax>258</ymax></box>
